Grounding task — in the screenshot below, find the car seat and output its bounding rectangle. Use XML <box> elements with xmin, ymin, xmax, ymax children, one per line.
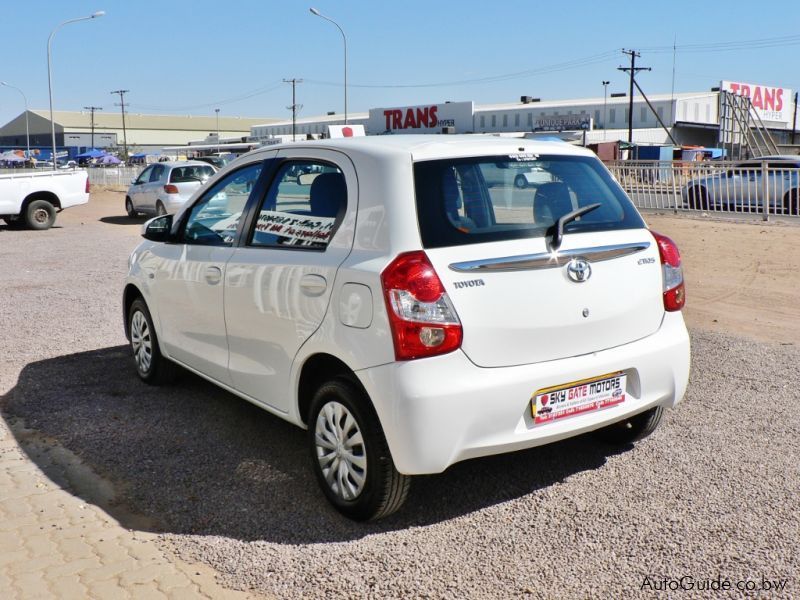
<box><xmin>309</xmin><ymin>172</ymin><xmax>346</xmax><ymax>219</ymax></box>
<box><xmin>533</xmin><ymin>182</ymin><xmax>574</xmax><ymax>224</ymax></box>
<box><xmin>442</xmin><ymin>168</ymin><xmax>476</xmax><ymax>231</ymax></box>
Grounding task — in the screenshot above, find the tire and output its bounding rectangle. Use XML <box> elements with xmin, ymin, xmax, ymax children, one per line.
<box><xmin>308</xmin><ymin>378</ymin><xmax>410</xmax><ymax>521</ymax></box>
<box><xmin>593</xmin><ymin>406</ymin><xmax>664</xmax><ymax>445</ymax></box>
<box><xmin>514</xmin><ymin>174</ymin><xmax>528</xmax><ymax>189</ymax></box>
<box><xmin>128</xmin><ymin>298</ymin><xmax>177</xmax><ymax>385</ymax></box>
<box><xmin>686</xmin><ymin>186</ymin><xmax>708</xmax><ymax>210</ymax></box>
<box><xmin>23</xmin><ymin>199</ymin><xmax>56</xmax><ymax>230</ymax></box>
<box><xmin>155</xmin><ymin>201</ymin><xmax>167</xmax><ymax>216</ymax></box>
<box><xmin>125</xmin><ymin>196</ymin><xmax>138</xmax><ymax>218</ymax></box>
<box><xmin>783</xmin><ymin>190</ymin><xmax>798</xmax><ymax>216</ymax></box>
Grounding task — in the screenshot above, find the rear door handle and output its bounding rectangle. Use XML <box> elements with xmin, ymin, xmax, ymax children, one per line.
<box><xmin>204</xmin><ymin>266</ymin><xmax>222</xmax><ymax>285</ymax></box>
<box><xmin>299</xmin><ymin>274</ymin><xmax>327</xmax><ymax>297</ymax></box>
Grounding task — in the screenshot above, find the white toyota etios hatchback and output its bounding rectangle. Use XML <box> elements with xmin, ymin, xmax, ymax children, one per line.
<box><xmin>123</xmin><ymin>136</ymin><xmax>690</xmax><ymax>520</ymax></box>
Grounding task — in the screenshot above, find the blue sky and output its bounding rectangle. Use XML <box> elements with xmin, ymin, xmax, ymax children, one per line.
<box><xmin>2</xmin><ymin>0</ymin><xmax>800</xmax><ymax>126</ymax></box>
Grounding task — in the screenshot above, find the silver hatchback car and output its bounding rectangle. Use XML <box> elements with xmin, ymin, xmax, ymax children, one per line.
<box><xmin>126</xmin><ymin>161</ymin><xmax>216</xmax><ymax>217</ymax></box>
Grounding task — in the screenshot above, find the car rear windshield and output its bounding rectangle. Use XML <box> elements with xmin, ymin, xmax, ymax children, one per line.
<box><xmin>414</xmin><ymin>154</ymin><xmax>645</xmax><ymax>248</ymax></box>
<box><xmin>170</xmin><ymin>165</ymin><xmax>215</xmax><ymax>183</ymax></box>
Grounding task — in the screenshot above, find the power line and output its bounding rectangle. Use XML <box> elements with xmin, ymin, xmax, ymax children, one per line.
<box><xmin>110</xmin><ymin>89</ymin><xmax>129</xmax><ymax>159</ymax></box>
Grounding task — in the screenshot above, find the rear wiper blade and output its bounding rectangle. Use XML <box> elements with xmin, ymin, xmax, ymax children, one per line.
<box><xmin>547</xmin><ymin>203</ymin><xmax>602</xmax><ymax>251</ymax></box>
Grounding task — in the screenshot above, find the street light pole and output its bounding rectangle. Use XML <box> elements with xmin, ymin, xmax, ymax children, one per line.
<box><xmin>47</xmin><ymin>11</ymin><xmax>105</xmax><ymax>170</ymax></box>
<box><xmin>1</xmin><ymin>82</ymin><xmax>30</xmax><ymax>160</ymax></box>
<box><xmin>602</xmin><ymin>80</ymin><xmax>610</xmax><ymax>141</ymax></box>
<box><xmin>309</xmin><ymin>7</ymin><xmax>347</xmax><ymax>124</ymax></box>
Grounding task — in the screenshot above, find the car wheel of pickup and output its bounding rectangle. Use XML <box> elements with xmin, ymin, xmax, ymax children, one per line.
<box><xmin>128</xmin><ymin>298</ymin><xmax>177</xmax><ymax>385</ymax></box>
<box><xmin>125</xmin><ymin>196</ymin><xmax>138</xmax><ymax>217</ymax></box>
<box><xmin>593</xmin><ymin>406</ymin><xmax>663</xmax><ymax>445</ymax></box>
<box><xmin>24</xmin><ymin>200</ymin><xmax>56</xmax><ymax>230</ymax></box>
<box><xmin>309</xmin><ymin>378</ymin><xmax>410</xmax><ymax>521</ymax></box>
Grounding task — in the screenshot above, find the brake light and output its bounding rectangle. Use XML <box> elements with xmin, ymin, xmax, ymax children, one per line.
<box><xmin>651</xmin><ymin>231</ymin><xmax>685</xmax><ymax>311</ymax></box>
<box><xmin>381</xmin><ymin>251</ymin><xmax>462</xmax><ymax>360</ymax></box>
<box><xmin>164</xmin><ymin>184</ymin><xmax>179</xmax><ymax>194</ymax></box>
<box><xmin>85</xmin><ymin>177</ymin><xmax>90</xmax><ymax>194</ymax></box>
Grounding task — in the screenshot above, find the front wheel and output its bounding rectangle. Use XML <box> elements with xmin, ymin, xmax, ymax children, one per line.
<box><xmin>308</xmin><ymin>379</ymin><xmax>410</xmax><ymax>521</ymax></box>
<box><xmin>128</xmin><ymin>298</ymin><xmax>177</xmax><ymax>385</ymax></box>
<box><xmin>125</xmin><ymin>196</ymin><xmax>138</xmax><ymax>218</ymax></box>
<box><xmin>593</xmin><ymin>406</ymin><xmax>663</xmax><ymax>445</ymax></box>
<box><xmin>23</xmin><ymin>200</ymin><xmax>56</xmax><ymax>230</ymax></box>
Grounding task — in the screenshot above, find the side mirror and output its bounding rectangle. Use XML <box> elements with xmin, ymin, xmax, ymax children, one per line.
<box><xmin>141</xmin><ymin>214</ymin><xmax>174</xmax><ymax>242</ymax></box>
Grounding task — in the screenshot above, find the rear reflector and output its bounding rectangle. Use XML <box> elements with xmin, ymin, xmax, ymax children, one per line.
<box><xmin>164</xmin><ymin>184</ymin><xmax>179</xmax><ymax>194</ymax></box>
<box><xmin>85</xmin><ymin>177</ymin><xmax>90</xmax><ymax>194</ymax></box>
<box><xmin>381</xmin><ymin>251</ymin><xmax>462</xmax><ymax>360</ymax></box>
<box><xmin>651</xmin><ymin>231</ymin><xmax>685</xmax><ymax>311</ymax></box>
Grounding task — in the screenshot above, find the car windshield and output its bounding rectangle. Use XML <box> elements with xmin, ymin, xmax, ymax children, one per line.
<box><xmin>170</xmin><ymin>165</ymin><xmax>215</xmax><ymax>183</ymax></box>
<box><xmin>414</xmin><ymin>154</ymin><xmax>645</xmax><ymax>248</ymax></box>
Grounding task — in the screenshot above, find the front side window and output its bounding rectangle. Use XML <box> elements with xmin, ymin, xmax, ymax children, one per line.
<box><xmin>414</xmin><ymin>154</ymin><xmax>645</xmax><ymax>249</ymax></box>
<box><xmin>249</xmin><ymin>160</ymin><xmax>346</xmax><ymax>250</ymax></box>
<box><xmin>181</xmin><ymin>162</ymin><xmax>263</xmax><ymax>246</ymax></box>
<box><xmin>135</xmin><ymin>165</ymin><xmax>153</xmax><ymax>184</ymax></box>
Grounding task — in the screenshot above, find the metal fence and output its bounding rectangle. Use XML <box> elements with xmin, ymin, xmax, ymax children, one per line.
<box><xmin>86</xmin><ymin>166</ymin><xmax>142</xmax><ymax>187</ymax></box>
<box><xmin>605</xmin><ymin>160</ymin><xmax>800</xmax><ymax>219</ymax></box>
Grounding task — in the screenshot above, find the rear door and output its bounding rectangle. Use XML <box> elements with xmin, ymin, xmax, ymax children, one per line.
<box><xmin>414</xmin><ymin>154</ymin><xmax>664</xmax><ymax>368</ymax></box>
<box><xmin>143</xmin><ymin>164</ymin><xmax>166</xmax><ymax>212</ymax></box>
<box><xmin>129</xmin><ymin>165</ymin><xmax>154</xmax><ymax>211</ymax></box>
<box><xmin>224</xmin><ymin>149</ymin><xmax>357</xmax><ymax>412</ymax></box>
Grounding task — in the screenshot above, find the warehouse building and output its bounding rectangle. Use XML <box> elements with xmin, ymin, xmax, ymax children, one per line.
<box><xmin>0</xmin><ymin>110</ymin><xmax>278</xmax><ymax>159</ymax></box>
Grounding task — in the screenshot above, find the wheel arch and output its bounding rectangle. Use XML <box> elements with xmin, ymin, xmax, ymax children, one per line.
<box><xmin>297</xmin><ymin>353</ymin><xmax>363</xmax><ymax>426</ymax></box>
<box><xmin>123</xmin><ymin>283</ymin><xmax>145</xmax><ymax>340</ymax></box>
<box><xmin>22</xmin><ymin>191</ymin><xmax>61</xmax><ymax>212</ymax></box>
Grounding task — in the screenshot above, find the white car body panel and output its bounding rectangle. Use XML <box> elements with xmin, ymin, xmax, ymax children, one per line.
<box><xmin>125</xmin><ymin>135</ymin><xmax>690</xmax><ymax>477</ymax></box>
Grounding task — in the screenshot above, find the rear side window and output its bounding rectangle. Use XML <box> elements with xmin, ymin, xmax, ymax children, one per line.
<box><xmin>170</xmin><ymin>165</ymin><xmax>215</xmax><ymax>183</ymax></box>
<box><xmin>414</xmin><ymin>154</ymin><xmax>645</xmax><ymax>248</ymax></box>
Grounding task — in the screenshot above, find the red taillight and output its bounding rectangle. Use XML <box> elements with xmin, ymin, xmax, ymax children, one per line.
<box><xmin>85</xmin><ymin>177</ymin><xmax>90</xmax><ymax>194</ymax></box>
<box><xmin>651</xmin><ymin>231</ymin><xmax>685</xmax><ymax>311</ymax></box>
<box><xmin>381</xmin><ymin>251</ymin><xmax>462</xmax><ymax>360</ymax></box>
<box><xmin>164</xmin><ymin>184</ymin><xmax>179</xmax><ymax>194</ymax></box>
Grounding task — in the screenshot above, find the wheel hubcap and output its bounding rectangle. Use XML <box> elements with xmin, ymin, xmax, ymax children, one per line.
<box><xmin>130</xmin><ymin>310</ymin><xmax>153</xmax><ymax>374</ymax></box>
<box><xmin>33</xmin><ymin>208</ymin><xmax>49</xmax><ymax>224</ymax></box>
<box><xmin>314</xmin><ymin>401</ymin><xmax>367</xmax><ymax>501</ymax></box>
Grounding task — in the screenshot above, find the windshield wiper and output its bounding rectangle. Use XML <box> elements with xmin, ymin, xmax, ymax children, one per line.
<box><xmin>547</xmin><ymin>203</ymin><xmax>602</xmax><ymax>251</ymax></box>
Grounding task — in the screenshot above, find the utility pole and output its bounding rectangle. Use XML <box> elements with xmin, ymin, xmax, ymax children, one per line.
<box><xmin>215</xmin><ymin>108</ymin><xmax>220</xmax><ymax>153</ymax></box>
<box><xmin>110</xmin><ymin>89</ymin><xmax>129</xmax><ymax>159</ymax></box>
<box><xmin>83</xmin><ymin>105</ymin><xmax>102</xmax><ymax>149</ymax></box>
<box><xmin>618</xmin><ymin>49</ymin><xmax>650</xmax><ymax>145</ymax></box>
<box><xmin>283</xmin><ymin>78</ymin><xmax>303</xmax><ymax>141</ymax></box>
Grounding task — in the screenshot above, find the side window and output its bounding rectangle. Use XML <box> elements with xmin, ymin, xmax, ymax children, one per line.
<box><xmin>135</xmin><ymin>165</ymin><xmax>153</xmax><ymax>184</ymax></box>
<box><xmin>249</xmin><ymin>160</ymin><xmax>346</xmax><ymax>249</ymax></box>
<box><xmin>149</xmin><ymin>164</ymin><xmax>165</xmax><ymax>182</ymax></box>
<box><xmin>181</xmin><ymin>162</ymin><xmax>264</xmax><ymax>246</ymax></box>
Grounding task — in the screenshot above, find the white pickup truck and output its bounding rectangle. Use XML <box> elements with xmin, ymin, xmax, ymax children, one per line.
<box><xmin>0</xmin><ymin>169</ymin><xmax>90</xmax><ymax>230</ymax></box>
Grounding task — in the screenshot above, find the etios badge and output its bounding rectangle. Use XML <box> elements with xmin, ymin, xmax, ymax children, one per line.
<box><xmin>566</xmin><ymin>258</ymin><xmax>592</xmax><ymax>283</ymax></box>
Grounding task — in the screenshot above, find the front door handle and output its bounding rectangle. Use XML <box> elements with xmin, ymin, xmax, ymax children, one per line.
<box><xmin>204</xmin><ymin>266</ymin><xmax>222</xmax><ymax>285</ymax></box>
<box><xmin>299</xmin><ymin>274</ymin><xmax>327</xmax><ymax>297</ymax></box>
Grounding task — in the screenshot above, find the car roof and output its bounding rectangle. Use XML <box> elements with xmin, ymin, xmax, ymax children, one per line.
<box><xmin>157</xmin><ymin>161</ymin><xmax>216</xmax><ymax>169</ymax></box>
<box><xmin>245</xmin><ymin>134</ymin><xmax>594</xmax><ymax>162</ymax></box>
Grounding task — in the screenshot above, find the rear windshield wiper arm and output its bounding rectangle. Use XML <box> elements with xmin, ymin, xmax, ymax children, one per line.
<box><xmin>548</xmin><ymin>203</ymin><xmax>602</xmax><ymax>251</ymax></box>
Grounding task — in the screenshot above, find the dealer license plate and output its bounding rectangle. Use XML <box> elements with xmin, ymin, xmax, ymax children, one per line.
<box><xmin>531</xmin><ymin>372</ymin><xmax>626</xmax><ymax>425</ymax></box>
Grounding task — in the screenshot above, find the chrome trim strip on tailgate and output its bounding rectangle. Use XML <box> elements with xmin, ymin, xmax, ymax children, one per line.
<box><xmin>448</xmin><ymin>241</ymin><xmax>651</xmax><ymax>272</ymax></box>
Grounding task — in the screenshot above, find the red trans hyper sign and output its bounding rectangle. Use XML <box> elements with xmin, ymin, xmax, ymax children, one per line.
<box><xmin>383</xmin><ymin>106</ymin><xmax>439</xmax><ymax>130</ymax></box>
<box><xmin>722</xmin><ymin>80</ymin><xmax>792</xmax><ymax>122</ymax></box>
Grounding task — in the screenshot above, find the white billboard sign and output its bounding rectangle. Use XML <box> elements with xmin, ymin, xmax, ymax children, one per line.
<box><xmin>721</xmin><ymin>81</ymin><xmax>792</xmax><ymax>124</ymax></box>
<box><xmin>368</xmin><ymin>101</ymin><xmax>474</xmax><ymax>134</ymax></box>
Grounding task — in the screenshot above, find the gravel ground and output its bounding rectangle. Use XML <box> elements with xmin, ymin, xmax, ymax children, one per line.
<box><xmin>1</xmin><ymin>193</ymin><xmax>798</xmax><ymax>598</ymax></box>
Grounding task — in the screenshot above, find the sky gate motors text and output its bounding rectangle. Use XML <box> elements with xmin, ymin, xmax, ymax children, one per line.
<box><xmin>383</xmin><ymin>106</ymin><xmax>455</xmax><ymax>130</ymax></box>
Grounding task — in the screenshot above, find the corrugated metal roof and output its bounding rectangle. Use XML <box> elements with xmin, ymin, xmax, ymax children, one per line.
<box><xmin>30</xmin><ymin>110</ymin><xmax>279</xmax><ymax>131</ymax></box>
<box><xmin>477</xmin><ymin>92</ymin><xmax>717</xmax><ymax>112</ymax></box>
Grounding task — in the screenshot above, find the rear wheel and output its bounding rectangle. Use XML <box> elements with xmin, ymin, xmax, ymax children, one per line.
<box><xmin>155</xmin><ymin>201</ymin><xmax>167</xmax><ymax>216</ymax></box>
<box><xmin>686</xmin><ymin>186</ymin><xmax>708</xmax><ymax>210</ymax></box>
<box><xmin>308</xmin><ymin>378</ymin><xmax>410</xmax><ymax>521</ymax></box>
<box><xmin>593</xmin><ymin>406</ymin><xmax>663</xmax><ymax>445</ymax></box>
<box><xmin>514</xmin><ymin>174</ymin><xmax>528</xmax><ymax>189</ymax></box>
<box><xmin>23</xmin><ymin>200</ymin><xmax>56</xmax><ymax>230</ymax></box>
<box><xmin>128</xmin><ymin>298</ymin><xmax>177</xmax><ymax>385</ymax></box>
<box><xmin>125</xmin><ymin>196</ymin><xmax>138</xmax><ymax>217</ymax></box>
<box><xmin>783</xmin><ymin>190</ymin><xmax>798</xmax><ymax>216</ymax></box>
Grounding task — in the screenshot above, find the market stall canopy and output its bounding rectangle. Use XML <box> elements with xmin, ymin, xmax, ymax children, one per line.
<box><xmin>97</xmin><ymin>154</ymin><xmax>122</xmax><ymax>164</ymax></box>
<box><xmin>75</xmin><ymin>148</ymin><xmax>106</xmax><ymax>159</ymax></box>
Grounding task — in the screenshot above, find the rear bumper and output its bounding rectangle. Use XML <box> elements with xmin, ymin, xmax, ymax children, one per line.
<box><xmin>356</xmin><ymin>312</ymin><xmax>690</xmax><ymax>475</ymax></box>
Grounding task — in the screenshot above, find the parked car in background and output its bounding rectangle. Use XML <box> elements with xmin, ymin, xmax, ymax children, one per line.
<box><xmin>682</xmin><ymin>155</ymin><xmax>800</xmax><ymax>214</ymax></box>
<box><xmin>192</xmin><ymin>155</ymin><xmax>234</xmax><ymax>169</ymax></box>
<box><xmin>125</xmin><ymin>161</ymin><xmax>216</xmax><ymax>217</ymax></box>
<box><xmin>0</xmin><ymin>169</ymin><xmax>90</xmax><ymax>230</ymax></box>
<box><xmin>123</xmin><ymin>136</ymin><xmax>690</xmax><ymax>520</ymax></box>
